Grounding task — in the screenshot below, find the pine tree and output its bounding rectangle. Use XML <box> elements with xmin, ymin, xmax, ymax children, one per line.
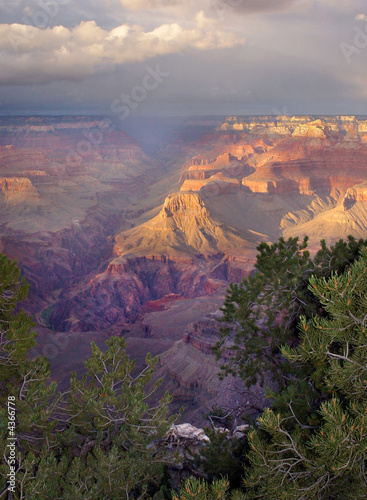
<box><xmin>172</xmin><ymin>476</ymin><xmax>246</xmax><ymax>500</ymax></box>
<box><xmin>191</xmin><ymin>427</ymin><xmax>250</xmax><ymax>490</ymax></box>
<box><xmin>0</xmin><ymin>254</ymin><xmax>56</xmax><ymax>498</ymax></box>
<box><xmin>244</xmin><ymin>247</ymin><xmax>367</xmax><ymax>499</ymax></box>
<box><xmin>60</xmin><ymin>337</ymin><xmax>176</xmax><ymax>499</ymax></box>
<box><xmin>215</xmin><ymin>235</ymin><xmax>367</xmax><ymax>390</ymax></box>
<box><xmin>0</xmin><ymin>253</ymin><xmax>35</xmax><ymax>388</ymax></box>
<box><xmin>0</xmin><ymin>253</ymin><xmax>177</xmax><ymax>499</ymax></box>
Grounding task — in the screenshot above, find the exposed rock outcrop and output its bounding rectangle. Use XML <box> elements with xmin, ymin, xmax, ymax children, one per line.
<box><xmin>217</xmin><ymin>115</ymin><xmax>367</xmax><ymax>138</ymax></box>
<box><xmin>166</xmin><ymin>424</ymin><xmax>210</xmax><ymax>444</ymax></box>
<box><xmin>292</xmin><ymin>120</ymin><xmax>327</xmax><ymax>138</ymax></box>
<box><xmin>183</xmin><ymin>311</ymin><xmax>236</xmax><ymax>360</ymax></box>
<box><xmin>162</xmin><ymin>423</ymin><xmax>250</xmax><ymax>489</ymax></box>
<box><xmin>5</xmin><ymin>114</ymin><xmax>367</xmax><ymax>427</ymax></box>
<box><xmin>0</xmin><ymin>177</ymin><xmax>39</xmax><ymax>204</ymax></box>
<box><xmin>343</xmin><ymin>183</ymin><xmax>367</xmax><ymax>204</ymax></box>
<box><xmin>50</xmin><ymin>255</ymin><xmax>250</xmax><ymax>333</ymax></box>
<box><xmin>242</xmin><ymin>178</ymin><xmax>297</xmax><ymax>194</ymax></box>
<box><xmin>114</xmin><ymin>191</ymin><xmax>259</xmax><ymax>260</ymax></box>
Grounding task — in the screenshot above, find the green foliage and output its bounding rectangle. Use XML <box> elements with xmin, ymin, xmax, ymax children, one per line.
<box><xmin>0</xmin><ymin>254</ymin><xmax>58</xmax><ymax>498</ymax></box>
<box><xmin>3</xmin><ymin>236</ymin><xmax>367</xmax><ymax>499</ymax></box>
<box><xmin>63</xmin><ymin>337</ymin><xmax>176</xmax><ymax>498</ymax></box>
<box><xmin>0</xmin><ymin>253</ymin><xmax>35</xmax><ymax>387</ymax></box>
<box><xmin>204</xmin><ymin>404</ymin><xmax>234</xmax><ymax>428</ymax></box>
<box><xmin>40</xmin><ymin>304</ymin><xmax>56</xmax><ymax>330</ymax></box>
<box><xmin>244</xmin><ymin>247</ymin><xmax>367</xmax><ymax>498</ymax></box>
<box><xmin>313</xmin><ymin>235</ymin><xmax>367</xmax><ymax>276</ymax></box>
<box><xmin>191</xmin><ymin>427</ymin><xmax>250</xmax><ymax>490</ymax></box>
<box><xmin>215</xmin><ymin>235</ymin><xmax>367</xmax><ymax>389</ymax></box>
<box><xmin>0</xmin><ymin>253</ymin><xmax>177</xmax><ymax>499</ymax></box>
<box><xmin>214</xmin><ymin>236</ymin><xmax>313</xmax><ymax>388</ymax></box>
<box><xmin>172</xmin><ymin>476</ymin><xmax>246</xmax><ymax>500</ymax></box>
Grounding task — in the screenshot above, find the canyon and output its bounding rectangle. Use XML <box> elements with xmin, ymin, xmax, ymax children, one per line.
<box><xmin>2</xmin><ymin>114</ymin><xmax>367</xmax><ymax>424</ymax></box>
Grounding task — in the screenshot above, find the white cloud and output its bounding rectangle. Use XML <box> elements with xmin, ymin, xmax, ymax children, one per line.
<box><xmin>356</xmin><ymin>13</ymin><xmax>367</xmax><ymax>21</ymax></box>
<box><xmin>0</xmin><ymin>13</ymin><xmax>245</xmax><ymax>85</ymax></box>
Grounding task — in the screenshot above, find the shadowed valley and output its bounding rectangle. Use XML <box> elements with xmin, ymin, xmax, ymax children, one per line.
<box><xmin>2</xmin><ymin>114</ymin><xmax>367</xmax><ymax>423</ymax></box>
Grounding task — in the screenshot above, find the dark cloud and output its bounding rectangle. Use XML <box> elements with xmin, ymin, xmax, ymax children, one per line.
<box><xmin>213</xmin><ymin>0</ymin><xmax>297</xmax><ymax>14</ymax></box>
<box><xmin>1</xmin><ymin>0</ymin><xmax>367</xmax><ymax>116</ymax></box>
<box><xmin>119</xmin><ymin>0</ymin><xmax>296</xmax><ymax>15</ymax></box>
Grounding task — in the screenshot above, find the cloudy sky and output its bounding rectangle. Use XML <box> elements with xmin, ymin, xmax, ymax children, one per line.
<box><xmin>1</xmin><ymin>0</ymin><xmax>367</xmax><ymax>116</ymax></box>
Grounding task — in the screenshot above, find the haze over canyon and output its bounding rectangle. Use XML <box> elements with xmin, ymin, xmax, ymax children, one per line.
<box><xmin>1</xmin><ymin>114</ymin><xmax>367</xmax><ymax>423</ymax></box>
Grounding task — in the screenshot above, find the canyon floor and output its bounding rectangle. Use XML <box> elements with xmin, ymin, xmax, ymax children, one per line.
<box><xmin>2</xmin><ymin>114</ymin><xmax>367</xmax><ymax>425</ymax></box>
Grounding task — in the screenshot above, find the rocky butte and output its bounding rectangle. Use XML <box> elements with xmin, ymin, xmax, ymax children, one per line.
<box><xmin>2</xmin><ymin>114</ymin><xmax>367</xmax><ymax>423</ymax></box>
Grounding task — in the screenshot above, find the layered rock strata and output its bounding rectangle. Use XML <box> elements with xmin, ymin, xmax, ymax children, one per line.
<box><xmin>0</xmin><ymin>177</ymin><xmax>39</xmax><ymax>204</ymax></box>
<box><xmin>4</xmin><ymin>115</ymin><xmax>367</xmax><ymax>426</ymax></box>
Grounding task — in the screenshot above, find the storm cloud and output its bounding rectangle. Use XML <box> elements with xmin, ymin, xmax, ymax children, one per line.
<box><xmin>119</xmin><ymin>0</ymin><xmax>296</xmax><ymax>14</ymax></box>
<box><xmin>0</xmin><ymin>12</ymin><xmax>244</xmax><ymax>85</ymax></box>
<box><xmin>1</xmin><ymin>0</ymin><xmax>367</xmax><ymax>116</ymax></box>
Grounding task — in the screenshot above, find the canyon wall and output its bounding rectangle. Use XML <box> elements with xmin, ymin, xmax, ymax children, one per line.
<box><xmin>0</xmin><ymin>177</ymin><xmax>39</xmax><ymax>204</ymax></box>
<box><xmin>3</xmin><ymin>115</ymin><xmax>367</xmax><ymax>424</ymax></box>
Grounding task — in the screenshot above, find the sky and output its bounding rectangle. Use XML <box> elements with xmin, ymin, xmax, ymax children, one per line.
<box><xmin>1</xmin><ymin>0</ymin><xmax>367</xmax><ymax>116</ymax></box>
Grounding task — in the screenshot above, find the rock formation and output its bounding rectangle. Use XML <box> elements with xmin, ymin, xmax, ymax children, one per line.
<box><xmin>0</xmin><ymin>177</ymin><xmax>39</xmax><ymax>204</ymax></box>
<box><xmin>4</xmin><ymin>114</ymin><xmax>367</xmax><ymax>425</ymax></box>
<box><xmin>114</xmin><ymin>191</ymin><xmax>259</xmax><ymax>260</ymax></box>
<box><xmin>153</xmin><ymin>309</ymin><xmax>274</xmax><ymax>425</ymax></box>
